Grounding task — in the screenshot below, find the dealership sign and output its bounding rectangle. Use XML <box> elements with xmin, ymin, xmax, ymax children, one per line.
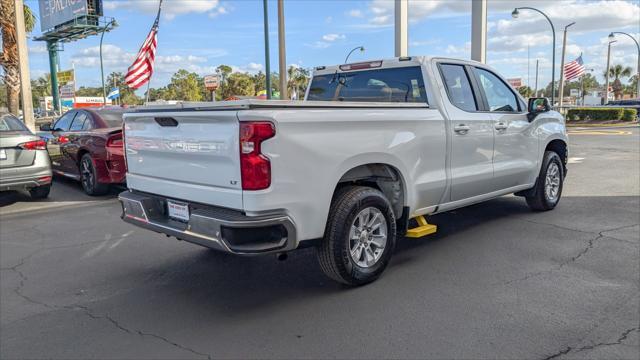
<box><xmin>39</xmin><ymin>0</ymin><xmax>102</xmax><ymax>31</ymax></box>
<box><xmin>507</xmin><ymin>78</ymin><xmax>523</xmax><ymax>89</ymax></box>
<box><xmin>204</xmin><ymin>75</ymin><xmax>220</xmax><ymax>91</ymax></box>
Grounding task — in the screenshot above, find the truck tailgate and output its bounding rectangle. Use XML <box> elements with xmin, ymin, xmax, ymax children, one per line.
<box><xmin>124</xmin><ymin>111</ymin><xmax>242</xmax><ymax>209</ymax></box>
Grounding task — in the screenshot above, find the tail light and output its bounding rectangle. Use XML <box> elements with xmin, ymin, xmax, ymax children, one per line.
<box><xmin>57</xmin><ymin>136</ymin><xmax>69</xmax><ymax>144</ymax></box>
<box><xmin>239</xmin><ymin>122</ymin><xmax>275</xmax><ymax>190</ymax></box>
<box><xmin>18</xmin><ymin>140</ymin><xmax>46</xmax><ymax>150</ymax></box>
<box><xmin>106</xmin><ymin>133</ymin><xmax>123</xmax><ymax>149</ymax></box>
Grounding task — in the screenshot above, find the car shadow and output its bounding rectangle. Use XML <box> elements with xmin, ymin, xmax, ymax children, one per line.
<box><xmin>0</xmin><ymin>175</ymin><xmax>122</xmax><ymax>208</ymax></box>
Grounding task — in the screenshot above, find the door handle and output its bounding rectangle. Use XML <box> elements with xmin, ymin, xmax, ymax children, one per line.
<box><xmin>495</xmin><ymin>122</ymin><xmax>508</xmax><ymax>131</ymax></box>
<box><xmin>454</xmin><ymin>124</ymin><xmax>470</xmax><ymax>134</ymax></box>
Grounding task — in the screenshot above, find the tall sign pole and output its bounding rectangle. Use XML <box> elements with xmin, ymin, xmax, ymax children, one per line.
<box><xmin>558</xmin><ymin>22</ymin><xmax>575</xmax><ymax>107</ymax></box>
<box><xmin>263</xmin><ymin>0</ymin><xmax>272</xmax><ymax>99</ymax></box>
<box><xmin>277</xmin><ymin>0</ymin><xmax>287</xmax><ymax>99</ymax></box>
<box><xmin>394</xmin><ymin>0</ymin><xmax>408</xmax><ymax>57</ymax></box>
<box><xmin>471</xmin><ymin>0</ymin><xmax>487</xmax><ymax>63</ymax></box>
<box><xmin>605</xmin><ymin>41</ymin><xmax>616</xmax><ymax>103</ymax></box>
<box><xmin>14</xmin><ymin>0</ymin><xmax>35</xmax><ymax>130</ymax></box>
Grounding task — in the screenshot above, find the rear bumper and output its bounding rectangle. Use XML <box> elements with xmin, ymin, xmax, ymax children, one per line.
<box><xmin>118</xmin><ymin>190</ymin><xmax>297</xmax><ymax>255</ymax></box>
<box><xmin>0</xmin><ymin>154</ymin><xmax>52</xmax><ymax>191</ymax></box>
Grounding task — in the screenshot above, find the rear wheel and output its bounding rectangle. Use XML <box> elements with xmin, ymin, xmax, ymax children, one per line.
<box><xmin>80</xmin><ymin>154</ymin><xmax>109</xmax><ymax>196</ymax></box>
<box><xmin>29</xmin><ymin>184</ymin><xmax>51</xmax><ymax>199</ymax></box>
<box><xmin>526</xmin><ymin>151</ymin><xmax>564</xmax><ymax>211</ymax></box>
<box><xmin>317</xmin><ymin>186</ymin><xmax>396</xmax><ymax>286</ymax></box>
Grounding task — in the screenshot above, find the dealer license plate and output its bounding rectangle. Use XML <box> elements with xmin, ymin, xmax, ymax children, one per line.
<box><xmin>167</xmin><ymin>200</ymin><xmax>190</xmax><ymax>221</ymax></box>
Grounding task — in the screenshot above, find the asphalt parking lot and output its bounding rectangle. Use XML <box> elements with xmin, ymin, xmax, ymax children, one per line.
<box><xmin>1</xmin><ymin>127</ymin><xmax>638</xmax><ymax>359</ymax></box>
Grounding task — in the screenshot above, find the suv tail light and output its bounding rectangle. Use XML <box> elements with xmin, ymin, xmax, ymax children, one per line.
<box><xmin>18</xmin><ymin>139</ymin><xmax>46</xmax><ymax>150</ymax></box>
<box><xmin>239</xmin><ymin>122</ymin><xmax>275</xmax><ymax>190</ymax></box>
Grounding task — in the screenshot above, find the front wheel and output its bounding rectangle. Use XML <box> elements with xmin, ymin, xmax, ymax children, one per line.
<box><xmin>317</xmin><ymin>186</ymin><xmax>397</xmax><ymax>286</ymax></box>
<box><xmin>80</xmin><ymin>154</ymin><xmax>109</xmax><ymax>196</ymax></box>
<box><xmin>526</xmin><ymin>151</ymin><xmax>565</xmax><ymax>211</ymax></box>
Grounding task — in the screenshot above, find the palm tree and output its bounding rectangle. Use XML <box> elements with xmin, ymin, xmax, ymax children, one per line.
<box><xmin>286</xmin><ymin>66</ymin><xmax>310</xmax><ymax>100</ymax></box>
<box><xmin>604</xmin><ymin>64</ymin><xmax>633</xmax><ymax>100</ymax></box>
<box><xmin>0</xmin><ymin>0</ymin><xmax>36</xmax><ymax>114</ymax></box>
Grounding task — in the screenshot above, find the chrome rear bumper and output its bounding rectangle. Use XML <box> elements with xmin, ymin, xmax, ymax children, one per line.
<box><xmin>118</xmin><ymin>190</ymin><xmax>297</xmax><ymax>255</ymax></box>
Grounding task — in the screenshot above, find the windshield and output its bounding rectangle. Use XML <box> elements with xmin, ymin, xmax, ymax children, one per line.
<box><xmin>96</xmin><ymin>110</ymin><xmax>125</xmax><ymax>127</ymax></box>
<box><xmin>0</xmin><ymin>114</ymin><xmax>30</xmax><ymax>132</ymax></box>
<box><xmin>307</xmin><ymin>66</ymin><xmax>427</xmax><ymax>103</ymax></box>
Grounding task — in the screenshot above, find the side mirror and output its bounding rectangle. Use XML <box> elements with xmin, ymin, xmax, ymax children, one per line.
<box><xmin>527</xmin><ymin>97</ymin><xmax>551</xmax><ymax>122</ymax></box>
<box><xmin>39</xmin><ymin>123</ymin><xmax>52</xmax><ymax>131</ymax></box>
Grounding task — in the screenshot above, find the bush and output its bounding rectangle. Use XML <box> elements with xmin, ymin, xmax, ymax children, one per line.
<box><xmin>566</xmin><ymin>108</ymin><xmax>624</xmax><ymax>121</ymax></box>
<box><xmin>622</xmin><ymin>108</ymin><xmax>638</xmax><ymax>121</ymax></box>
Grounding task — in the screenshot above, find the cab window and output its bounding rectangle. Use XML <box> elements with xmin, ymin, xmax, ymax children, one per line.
<box><xmin>53</xmin><ymin>111</ymin><xmax>76</xmax><ymax>131</ymax></box>
<box><xmin>307</xmin><ymin>66</ymin><xmax>428</xmax><ymax>103</ymax></box>
<box><xmin>439</xmin><ymin>64</ymin><xmax>478</xmax><ymax>112</ymax></box>
<box><xmin>475</xmin><ymin>68</ymin><xmax>519</xmax><ymax>112</ymax></box>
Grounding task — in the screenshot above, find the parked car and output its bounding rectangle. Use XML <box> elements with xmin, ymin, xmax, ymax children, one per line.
<box><xmin>0</xmin><ymin>112</ymin><xmax>52</xmax><ymax>198</ymax></box>
<box><xmin>39</xmin><ymin>107</ymin><xmax>125</xmax><ymax>195</ymax></box>
<box><xmin>606</xmin><ymin>99</ymin><xmax>640</xmax><ymax>119</ymax></box>
<box><xmin>119</xmin><ymin>56</ymin><xmax>568</xmax><ymax>285</ymax></box>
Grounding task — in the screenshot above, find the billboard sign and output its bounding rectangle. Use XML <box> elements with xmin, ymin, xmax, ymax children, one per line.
<box><xmin>204</xmin><ymin>74</ymin><xmax>220</xmax><ymax>91</ymax></box>
<box><xmin>56</xmin><ymin>69</ymin><xmax>75</xmax><ymax>86</ymax></box>
<box><xmin>507</xmin><ymin>78</ymin><xmax>523</xmax><ymax>89</ymax></box>
<box><xmin>570</xmin><ymin>89</ymin><xmax>580</xmax><ymax>97</ymax></box>
<box><xmin>39</xmin><ymin>0</ymin><xmax>97</xmax><ymax>31</ymax></box>
<box><xmin>59</xmin><ymin>84</ymin><xmax>75</xmax><ymax>98</ymax></box>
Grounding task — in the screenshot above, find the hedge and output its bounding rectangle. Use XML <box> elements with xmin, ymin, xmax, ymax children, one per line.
<box><xmin>622</xmin><ymin>108</ymin><xmax>638</xmax><ymax>121</ymax></box>
<box><xmin>566</xmin><ymin>108</ymin><xmax>628</xmax><ymax>121</ymax></box>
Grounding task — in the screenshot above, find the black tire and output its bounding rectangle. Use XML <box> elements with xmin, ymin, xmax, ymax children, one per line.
<box><xmin>317</xmin><ymin>186</ymin><xmax>397</xmax><ymax>286</ymax></box>
<box><xmin>29</xmin><ymin>184</ymin><xmax>51</xmax><ymax>199</ymax></box>
<box><xmin>80</xmin><ymin>154</ymin><xmax>109</xmax><ymax>196</ymax></box>
<box><xmin>526</xmin><ymin>151</ymin><xmax>564</xmax><ymax>211</ymax></box>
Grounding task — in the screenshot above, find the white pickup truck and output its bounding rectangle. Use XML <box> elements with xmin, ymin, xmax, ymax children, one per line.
<box><xmin>119</xmin><ymin>56</ymin><xmax>568</xmax><ymax>285</ymax></box>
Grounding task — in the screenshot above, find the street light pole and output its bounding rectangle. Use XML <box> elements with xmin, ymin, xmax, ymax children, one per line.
<box><xmin>277</xmin><ymin>0</ymin><xmax>287</xmax><ymax>100</ymax></box>
<box><xmin>558</xmin><ymin>22</ymin><xmax>576</xmax><ymax>107</ymax></box>
<box><xmin>263</xmin><ymin>0</ymin><xmax>271</xmax><ymax>99</ymax></box>
<box><xmin>512</xmin><ymin>7</ymin><xmax>556</xmax><ymax>106</ymax></box>
<box><xmin>605</xmin><ymin>40</ymin><xmax>616</xmax><ymax>104</ymax></box>
<box><xmin>535</xmin><ymin>59</ymin><xmax>539</xmax><ymax>97</ymax></box>
<box><xmin>344</xmin><ymin>46</ymin><xmax>365</xmax><ymax>63</ymax></box>
<box><xmin>100</xmin><ymin>19</ymin><xmax>117</xmax><ymax>105</ymax></box>
<box><xmin>609</xmin><ymin>31</ymin><xmax>640</xmax><ymax>99</ymax></box>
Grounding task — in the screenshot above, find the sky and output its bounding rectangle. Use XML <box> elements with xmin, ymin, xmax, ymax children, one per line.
<box><xmin>23</xmin><ymin>0</ymin><xmax>640</xmax><ymax>91</ymax></box>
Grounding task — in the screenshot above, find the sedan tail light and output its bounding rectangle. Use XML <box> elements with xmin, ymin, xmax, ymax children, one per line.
<box><xmin>18</xmin><ymin>140</ymin><xmax>46</xmax><ymax>150</ymax></box>
<box><xmin>106</xmin><ymin>134</ymin><xmax>123</xmax><ymax>149</ymax></box>
<box><xmin>239</xmin><ymin>122</ymin><xmax>275</xmax><ymax>190</ymax></box>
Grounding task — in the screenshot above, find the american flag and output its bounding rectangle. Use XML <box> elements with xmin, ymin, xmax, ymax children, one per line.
<box><xmin>563</xmin><ymin>55</ymin><xmax>586</xmax><ymax>81</ymax></box>
<box><xmin>125</xmin><ymin>1</ymin><xmax>162</xmax><ymax>89</ymax></box>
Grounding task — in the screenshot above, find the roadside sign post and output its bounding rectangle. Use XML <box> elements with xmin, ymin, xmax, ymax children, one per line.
<box><xmin>204</xmin><ymin>75</ymin><xmax>220</xmax><ymax>102</ymax></box>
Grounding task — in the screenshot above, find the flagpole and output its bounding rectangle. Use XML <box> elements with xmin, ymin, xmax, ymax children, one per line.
<box><xmin>145</xmin><ymin>81</ymin><xmax>151</xmax><ymax>104</ymax></box>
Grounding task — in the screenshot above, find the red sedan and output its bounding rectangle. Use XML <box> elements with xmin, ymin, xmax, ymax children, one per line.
<box><xmin>39</xmin><ymin>108</ymin><xmax>126</xmax><ymax>195</ymax></box>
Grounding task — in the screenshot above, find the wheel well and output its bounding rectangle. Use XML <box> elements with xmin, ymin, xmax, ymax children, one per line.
<box><xmin>545</xmin><ymin>139</ymin><xmax>568</xmax><ymax>170</ymax></box>
<box><xmin>76</xmin><ymin>149</ymin><xmax>89</xmax><ymax>168</ymax></box>
<box><xmin>334</xmin><ymin>164</ymin><xmax>405</xmax><ymax>219</ymax></box>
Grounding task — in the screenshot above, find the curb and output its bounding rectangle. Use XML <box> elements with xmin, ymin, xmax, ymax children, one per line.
<box><xmin>566</xmin><ymin>122</ymin><xmax>639</xmax><ymax>128</ymax></box>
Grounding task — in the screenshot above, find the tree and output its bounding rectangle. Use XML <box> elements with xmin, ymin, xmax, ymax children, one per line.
<box><xmin>626</xmin><ymin>74</ymin><xmax>638</xmax><ymax>98</ymax></box>
<box><xmin>580</xmin><ymin>73</ymin><xmax>600</xmax><ymax>95</ymax></box>
<box><xmin>106</xmin><ymin>72</ymin><xmax>141</xmax><ymax>105</ymax></box>
<box><xmin>221</xmin><ymin>72</ymin><xmax>255</xmax><ymax>99</ymax></box>
<box><xmin>604</xmin><ymin>64</ymin><xmax>632</xmax><ymax>100</ymax></box>
<box><xmin>287</xmin><ymin>66</ymin><xmax>310</xmax><ymax>99</ymax></box>
<box><xmin>31</xmin><ymin>74</ymin><xmax>51</xmax><ymax>108</ymax></box>
<box><xmin>517</xmin><ymin>86</ymin><xmax>533</xmax><ymax>98</ymax></box>
<box><xmin>167</xmin><ymin>69</ymin><xmax>204</xmax><ymax>101</ymax></box>
<box><xmin>76</xmin><ymin>86</ymin><xmax>103</xmax><ymax>97</ymax></box>
<box><xmin>0</xmin><ymin>1</ymin><xmax>36</xmax><ymax>114</ymax></box>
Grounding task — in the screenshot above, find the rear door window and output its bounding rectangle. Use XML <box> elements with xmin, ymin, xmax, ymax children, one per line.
<box><xmin>307</xmin><ymin>66</ymin><xmax>428</xmax><ymax>103</ymax></box>
<box><xmin>53</xmin><ymin>111</ymin><xmax>76</xmax><ymax>131</ymax></box>
<box><xmin>70</xmin><ymin>112</ymin><xmax>89</xmax><ymax>131</ymax></box>
<box><xmin>475</xmin><ymin>68</ymin><xmax>520</xmax><ymax>112</ymax></box>
<box><xmin>439</xmin><ymin>64</ymin><xmax>478</xmax><ymax>112</ymax></box>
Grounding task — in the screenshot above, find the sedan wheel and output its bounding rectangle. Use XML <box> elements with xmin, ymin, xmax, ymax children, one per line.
<box><xmin>80</xmin><ymin>154</ymin><xmax>109</xmax><ymax>196</ymax></box>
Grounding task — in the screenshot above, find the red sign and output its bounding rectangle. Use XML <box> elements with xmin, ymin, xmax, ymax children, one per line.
<box><xmin>507</xmin><ymin>78</ymin><xmax>523</xmax><ymax>89</ymax></box>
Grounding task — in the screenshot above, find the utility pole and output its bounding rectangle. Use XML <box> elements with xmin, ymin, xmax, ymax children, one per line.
<box><xmin>534</xmin><ymin>60</ymin><xmax>539</xmax><ymax>97</ymax></box>
<box><xmin>14</xmin><ymin>0</ymin><xmax>35</xmax><ymax>131</ymax></box>
<box><xmin>527</xmin><ymin>43</ymin><xmax>530</xmax><ymax>89</ymax></box>
<box><xmin>605</xmin><ymin>40</ymin><xmax>616</xmax><ymax>104</ymax></box>
<box><xmin>471</xmin><ymin>0</ymin><xmax>487</xmax><ymax>63</ymax></box>
<box><xmin>558</xmin><ymin>22</ymin><xmax>575</xmax><ymax>107</ymax></box>
<box><xmin>263</xmin><ymin>0</ymin><xmax>271</xmax><ymax>99</ymax></box>
<box><xmin>394</xmin><ymin>0</ymin><xmax>408</xmax><ymax>57</ymax></box>
<box><xmin>277</xmin><ymin>0</ymin><xmax>287</xmax><ymax>100</ymax></box>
